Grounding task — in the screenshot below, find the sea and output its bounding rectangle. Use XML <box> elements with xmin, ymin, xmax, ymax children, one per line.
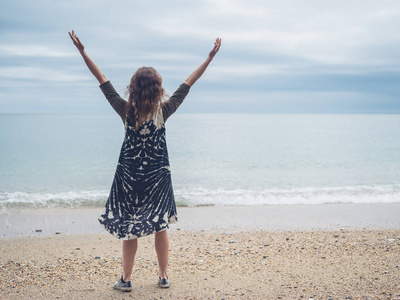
<box><xmin>1</xmin><ymin>113</ymin><xmax>400</xmax><ymax>209</ymax></box>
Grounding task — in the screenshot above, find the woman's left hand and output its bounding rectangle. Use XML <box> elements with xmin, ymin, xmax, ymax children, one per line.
<box><xmin>69</xmin><ymin>30</ymin><xmax>85</xmax><ymax>53</ymax></box>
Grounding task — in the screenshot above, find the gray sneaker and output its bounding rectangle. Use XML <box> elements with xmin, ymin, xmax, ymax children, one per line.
<box><xmin>158</xmin><ymin>276</ymin><xmax>171</xmax><ymax>288</ymax></box>
<box><xmin>113</xmin><ymin>276</ymin><xmax>132</xmax><ymax>292</ymax></box>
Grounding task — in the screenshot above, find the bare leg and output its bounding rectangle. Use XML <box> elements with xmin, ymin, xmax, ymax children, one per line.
<box><xmin>122</xmin><ymin>239</ymin><xmax>138</xmax><ymax>282</ymax></box>
<box><xmin>155</xmin><ymin>229</ymin><xmax>169</xmax><ymax>279</ymax></box>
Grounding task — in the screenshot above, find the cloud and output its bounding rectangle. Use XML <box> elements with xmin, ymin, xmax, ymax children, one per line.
<box><xmin>182</xmin><ymin>88</ymin><xmax>400</xmax><ymax>114</ymax></box>
<box><xmin>0</xmin><ymin>45</ymin><xmax>78</xmax><ymax>58</ymax></box>
<box><xmin>0</xmin><ymin>67</ymin><xmax>91</xmax><ymax>82</ymax></box>
<box><xmin>0</xmin><ymin>0</ymin><xmax>399</xmax><ymax>113</ymax></box>
<box><xmin>141</xmin><ymin>0</ymin><xmax>400</xmax><ymax>67</ymax></box>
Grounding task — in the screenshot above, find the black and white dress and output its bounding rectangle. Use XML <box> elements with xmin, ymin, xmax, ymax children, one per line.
<box><xmin>98</xmin><ymin>81</ymin><xmax>190</xmax><ymax>240</ymax></box>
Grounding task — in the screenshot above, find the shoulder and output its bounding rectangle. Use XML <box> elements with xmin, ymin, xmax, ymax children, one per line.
<box><xmin>153</xmin><ymin>107</ymin><xmax>165</xmax><ymax>129</ymax></box>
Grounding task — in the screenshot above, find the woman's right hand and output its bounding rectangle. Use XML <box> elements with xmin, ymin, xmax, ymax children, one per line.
<box><xmin>68</xmin><ymin>30</ymin><xmax>108</xmax><ymax>84</ymax></box>
<box><xmin>68</xmin><ymin>30</ymin><xmax>85</xmax><ymax>53</ymax></box>
<box><xmin>208</xmin><ymin>38</ymin><xmax>221</xmax><ymax>60</ymax></box>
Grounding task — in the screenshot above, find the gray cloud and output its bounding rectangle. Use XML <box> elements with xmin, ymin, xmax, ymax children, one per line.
<box><xmin>0</xmin><ymin>0</ymin><xmax>399</xmax><ymax>113</ymax></box>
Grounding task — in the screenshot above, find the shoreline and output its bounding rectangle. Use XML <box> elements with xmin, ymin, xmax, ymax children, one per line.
<box><xmin>1</xmin><ymin>202</ymin><xmax>400</xmax><ymax>239</ymax></box>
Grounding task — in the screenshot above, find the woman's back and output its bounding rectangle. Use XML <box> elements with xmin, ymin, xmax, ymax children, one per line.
<box><xmin>99</xmin><ymin>80</ymin><xmax>190</xmax><ymax>126</ymax></box>
<box><xmin>98</xmin><ymin>80</ymin><xmax>190</xmax><ymax>240</ymax></box>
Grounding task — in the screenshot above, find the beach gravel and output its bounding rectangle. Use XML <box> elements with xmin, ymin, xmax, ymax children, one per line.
<box><xmin>1</xmin><ymin>229</ymin><xmax>400</xmax><ymax>299</ymax></box>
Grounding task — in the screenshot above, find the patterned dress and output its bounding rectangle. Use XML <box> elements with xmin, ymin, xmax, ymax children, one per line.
<box><xmin>98</xmin><ymin>81</ymin><xmax>190</xmax><ymax>240</ymax></box>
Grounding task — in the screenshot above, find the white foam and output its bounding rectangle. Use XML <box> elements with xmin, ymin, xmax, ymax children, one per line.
<box><xmin>1</xmin><ymin>184</ymin><xmax>400</xmax><ymax>208</ymax></box>
<box><xmin>0</xmin><ymin>190</ymin><xmax>108</xmax><ymax>208</ymax></box>
<box><xmin>174</xmin><ymin>184</ymin><xmax>400</xmax><ymax>206</ymax></box>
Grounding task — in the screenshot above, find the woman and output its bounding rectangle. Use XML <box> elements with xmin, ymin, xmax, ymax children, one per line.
<box><xmin>69</xmin><ymin>30</ymin><xmax>221</xmax><ymax>291</ymax></box>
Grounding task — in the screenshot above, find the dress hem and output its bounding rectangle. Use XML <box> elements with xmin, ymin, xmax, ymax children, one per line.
<box><xmin>98</xmin><ymin>216</ymin><xmax>178</xmax><ymax>240</ymax></box>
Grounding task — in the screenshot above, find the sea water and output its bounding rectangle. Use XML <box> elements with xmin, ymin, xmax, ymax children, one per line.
<box><xmin>1</xmin><ymin>113</ymin><xmax>400</xmax><ymax>208</ymax></box>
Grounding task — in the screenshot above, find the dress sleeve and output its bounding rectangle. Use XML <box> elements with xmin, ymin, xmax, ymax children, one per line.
<box><xmin>99</xmin><ymin>81</ymin><xmax>127</xmax><ymax>122</ymax></box>
<box><xmin>162</xmin><ymin>83</ymin><xmax>191</xmax><ymax>122</ymax></box>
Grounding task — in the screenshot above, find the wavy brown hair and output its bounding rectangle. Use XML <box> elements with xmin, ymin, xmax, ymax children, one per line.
<box><xmin>126</xmin><ymin>67</ymin><xmax>166</xmax><ymax>129</ymax></box>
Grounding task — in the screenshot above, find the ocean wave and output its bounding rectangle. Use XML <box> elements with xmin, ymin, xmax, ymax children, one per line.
<box><xmin>174</xmin><ymin>184</ymin><xmax>400</xmax><ymax>206</ymax></box>
<box><xmin>1</xmin><ymin>184</ymin><xmax>400</xmax><ymax>209</ymax></box>
<box><xmin>0</xmin><ymin>190</ymin><xmax>109</xmax><ymax>208</ymax></box>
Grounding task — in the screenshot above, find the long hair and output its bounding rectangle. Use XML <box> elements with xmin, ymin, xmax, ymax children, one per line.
<box><xmin>126</xmin><ymin>67</ymin><xmax>166</xmax><ymax>129</ymax></box>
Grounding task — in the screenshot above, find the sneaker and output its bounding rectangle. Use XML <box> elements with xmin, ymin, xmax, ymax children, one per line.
<box><xmin>113</xmin><ymin>276</ymin><xmax>132</xmax><ymax>292</ymax></box>
<box><xmin>158</xmin><ymin>276</ymin><xmax>171</xmax><ymax>288</ymax></box>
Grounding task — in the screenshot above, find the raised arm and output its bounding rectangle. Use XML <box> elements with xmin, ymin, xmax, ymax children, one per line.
<box><xmin>68</xmin><ymin>30</ymin><xmax>108</xmax><ymax>85</ymax></box>
<box><xmin>184</xmin><ymin>38</ymin><xmax>221</xmax><ymax>87</ymax></box>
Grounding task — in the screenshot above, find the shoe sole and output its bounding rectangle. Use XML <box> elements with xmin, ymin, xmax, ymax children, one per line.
<box><xmin>113</xmin><ymin>286</ymin><xmax>132</xmax><ymax>292</ymax></box>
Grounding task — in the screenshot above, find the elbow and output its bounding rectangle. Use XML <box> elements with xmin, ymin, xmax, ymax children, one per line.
<box><xmin>184</xmin><ymin>78</ymin><xmax>194</xmax><ymax>87</ymax></box>
<box><xmin>98</xmin><ymin>74</ymin><xmax>108</xmax><ymax>85</ymax></box>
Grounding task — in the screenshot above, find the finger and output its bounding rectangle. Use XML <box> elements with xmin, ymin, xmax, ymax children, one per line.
<box><xmin>214</xmin><ymin>38</ymin><xmax>219</xmax><ymax>48</ymax></box>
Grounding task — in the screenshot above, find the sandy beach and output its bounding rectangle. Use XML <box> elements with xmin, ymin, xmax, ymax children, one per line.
<box><xmin>1</xmin><ymin>204</ymin><xmax>400</xmax><ymax>299</ymax></box>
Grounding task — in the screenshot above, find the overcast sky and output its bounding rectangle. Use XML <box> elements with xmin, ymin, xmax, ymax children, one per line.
<box><xmin>1</xmin><ymin>0</ymin><xmax>400</xmax><ymax>114</ymax></box>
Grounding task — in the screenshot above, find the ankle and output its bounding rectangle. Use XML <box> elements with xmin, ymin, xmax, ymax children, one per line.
<box><xmin>122</xmin><ymin>274</ymin><xmax>131</xmax><ymax>282</ymax></box>
<box><xmin>159</xmin><ymin>272</ymin><xmax>167</xmax><ymax>279</ymax></box>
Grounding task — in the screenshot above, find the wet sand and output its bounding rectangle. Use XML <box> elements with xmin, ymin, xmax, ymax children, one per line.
<box><xmin>1</xmin><ymin>203</ymin><xmax>400</xmax><ymax>238</ymax></box>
